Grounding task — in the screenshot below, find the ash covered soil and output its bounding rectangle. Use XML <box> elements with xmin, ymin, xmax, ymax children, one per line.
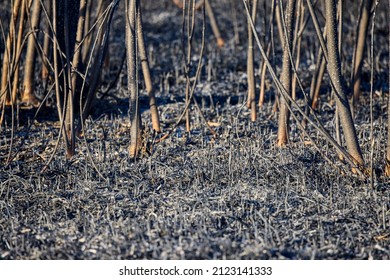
<box><xmin>0</xmin><ymin>1</ymin><xmax>389</xmax><ymax>259</ymax></box>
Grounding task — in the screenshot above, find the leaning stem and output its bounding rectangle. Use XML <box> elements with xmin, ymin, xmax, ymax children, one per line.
<box><xmin>325</xmin><ymin>0</ymin><xmax>364</xmax><ymax>167</ymax></box>
<box><xmin>136</xmin><ymin>1</ymin><xmax>161</xmax><ymax>133</ymax></box>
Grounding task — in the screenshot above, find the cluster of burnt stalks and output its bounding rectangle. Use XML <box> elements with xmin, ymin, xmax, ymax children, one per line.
<box><xmin>0</xmin><ymin>0</ymin><xmax>389</xmax><ymax>177</ymax></box>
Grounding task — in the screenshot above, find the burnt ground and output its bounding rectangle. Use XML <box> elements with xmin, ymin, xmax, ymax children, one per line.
<box><xmin>0</xmin><ymin>1</ymin><xmax>389</xmax><ymax>259</ymax></box>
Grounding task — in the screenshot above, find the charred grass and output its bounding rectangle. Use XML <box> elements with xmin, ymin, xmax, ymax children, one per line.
<box><xmin>0</xmin><ymin>0</ymin><xmax>389</xmax><ymax>259</ymax></box>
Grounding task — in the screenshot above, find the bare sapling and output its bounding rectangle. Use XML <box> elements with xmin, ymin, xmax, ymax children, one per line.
<box><xmin>325</xmin><ymin>0</ymin><xmax>364</xmax><ymax>167</ymax></box>
<box><xmin>79</xmin><ymin>0</ymin><xmax>112</xmax><ymax>130</ymax></box>
<box><xmin>291</xmin><ymin>0</ymin><xmax>304</xmax><ymax>101</ymax></box>
<box><xmin>136</xmin><ymin>1</ymin><xmax>161</xmax><ymax>133</ymax></box>
<box><xmin>1</xmin><ymin>0</ymin><xmax>22</xmax><ymax>107</ymax></box>
<box><xmin>277</xmin><ymin>0</ymin><xmax>297</xmax><ymax>147</ymax></box>
<box><xmin>204</xmin><ymin>0</ymin><xmax>224</xmax><ymax>48</ymax></box>
<box><xmin>173</xmin><ymin>0</ymin><xmax>224</xmax><ymax>48</ymax></box>
<box><xmin>21</xmin><ymin>0</ymin><xmax>41</xmax><ymax>107</ymax></box>
<box><xmin>51</xmin><ymin>0</ymin><xmax>80</xmax><ymax>159</ymax></box>
<box><xmin>246</xmin><ymin>0</ymin><xmax>258</xmax><ymax>122</ymax></box>
<box><xmin>41</xmin><ymin>0</ymin><xmax>52</xmax><ymax>85</ymax></box>
<box><xmin>351</xmin><ymin>0</ymin><xmax>373</xmax><ymax>107</ymax></box>
<box><xmin>259</xmin><ymin>0</ymin><xmax>276</xmax><ymax>108</ymax></box>
<box><xmin>126</xmin><ymin>0</ymin><xmax>142</xmax><ymax>158</ymax></box>
<box><xmin>10</xmin><ymin>0</ymin><xmax>27</xmax><ymax>105</ymax></box>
